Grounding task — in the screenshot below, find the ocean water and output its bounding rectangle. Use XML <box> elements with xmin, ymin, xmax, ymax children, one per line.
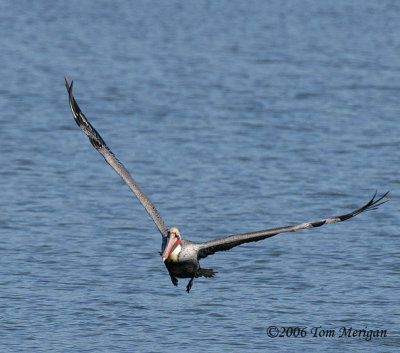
<box><xmin>0</xmin><ymin>1</ymin><xmax>399</xmax><ymax>352</ymax></box>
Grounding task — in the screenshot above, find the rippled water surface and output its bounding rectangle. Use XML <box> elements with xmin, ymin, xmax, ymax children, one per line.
<box><xmin>1</xmin><ymin>1</ymin><xmax>399</xmax><ymax>352</ymax></box>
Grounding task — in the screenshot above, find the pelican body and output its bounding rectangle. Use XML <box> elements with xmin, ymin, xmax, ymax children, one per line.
<box><xmin>65</xmin><ymin>78</ymin><xmax>388</xmax><ymax>293</ymax></box>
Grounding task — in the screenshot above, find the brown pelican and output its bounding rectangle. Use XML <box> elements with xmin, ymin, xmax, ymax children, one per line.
<box><xmin>65</xmin><ymin>78</ymin><xmax>389</xmax><ymax>293</ymax></box>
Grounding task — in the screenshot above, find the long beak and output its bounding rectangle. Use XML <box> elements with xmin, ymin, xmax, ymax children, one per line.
<box><xmin>162</xmin><ymin>233</ymin><xmax>178</xmax><ymax>262</ymax></box>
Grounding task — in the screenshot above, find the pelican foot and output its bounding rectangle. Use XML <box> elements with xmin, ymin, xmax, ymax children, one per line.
<box><xmin>170</xmin><ymin>275</ymin><xmax>178</xmax><ymax>287</ymax></box>
<box><xmin>186</xmin><ymin>278</ymin><xmax>194</xmax><ymax>293</ymax></box>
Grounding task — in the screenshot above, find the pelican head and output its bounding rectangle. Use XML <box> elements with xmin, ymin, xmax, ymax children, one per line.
<box><xmin>162</xmin><ymin>227</ymin><xmax>182</xmax><ymax>262</ymax></box>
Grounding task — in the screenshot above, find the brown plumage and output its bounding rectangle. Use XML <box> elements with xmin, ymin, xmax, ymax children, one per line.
<box><xmin>65</xmin><ymin>77</ymin><xmax>389</xmax><ymax>293</ymax></box>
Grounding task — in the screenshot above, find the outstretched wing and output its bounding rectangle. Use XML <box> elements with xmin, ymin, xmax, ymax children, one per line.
<box><xmin>197</xmin><ymin>191</ymin><xmax>389</xmax><ymax>259</ymax></box>
<box><xmin>65</xmin><ymin>77</ymin><xmax>169</xmax><ymax>237</ymax></box>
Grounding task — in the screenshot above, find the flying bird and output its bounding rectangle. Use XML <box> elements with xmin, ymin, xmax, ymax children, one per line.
<box><xmin>65</xmin><ymin>78</ymin><xmax>389</xmax><ymax>293</ymax></box>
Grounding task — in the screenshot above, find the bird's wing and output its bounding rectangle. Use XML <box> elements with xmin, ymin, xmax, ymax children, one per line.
<box><xmin>65</xmin><ymin>77</ymin><xmax>169</xmax><ymax>237</ymax></box>
<box><xmin>197</xmin><ymin>191</ymin><xmax>389</xmax><ymax>259</ymax></box>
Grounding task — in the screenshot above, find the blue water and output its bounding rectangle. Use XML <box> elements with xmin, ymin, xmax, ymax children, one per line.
<box><xmin>1</xmin><ymin>1</ymin><xmax>399</xmax><ymax>352</ymax></box>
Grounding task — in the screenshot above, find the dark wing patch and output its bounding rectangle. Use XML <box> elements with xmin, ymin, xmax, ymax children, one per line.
<box><xmin>65</xmin><ymin>79</ymin><xmax>110</xmax><ymax>152</ymax></box>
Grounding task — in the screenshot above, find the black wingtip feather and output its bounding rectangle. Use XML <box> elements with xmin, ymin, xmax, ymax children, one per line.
<box><xmin>64</xmin><ymin>76</ymin><xmax>73</xmax><ymax>92</ymax></box>
<box><xmin>363</xmin><ymin>191</ymin><xmax>390</xmax><ymax>212</ymax></box>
